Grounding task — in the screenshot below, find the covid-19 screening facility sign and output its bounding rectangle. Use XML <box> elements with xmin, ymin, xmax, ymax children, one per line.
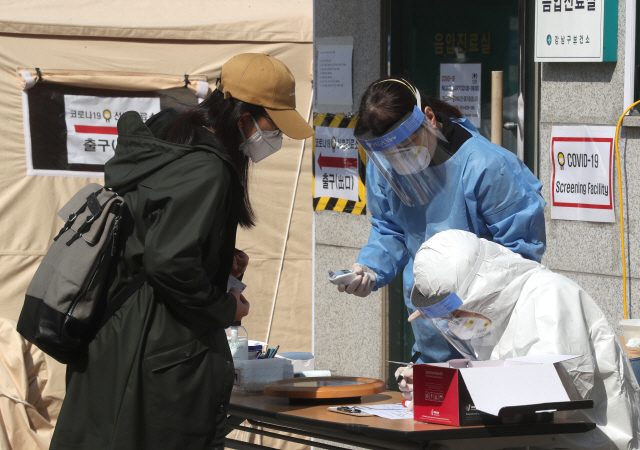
<box><xmin>550</xmin><ymin>125</ymin><xmax>615</xmax><ymax>222</ymax></box>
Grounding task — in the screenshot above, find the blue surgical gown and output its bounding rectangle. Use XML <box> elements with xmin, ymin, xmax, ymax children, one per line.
<box><xmin>357</xmin><ymin>118</ymin><xmax>546</xmax><ymax>363</ymax></box>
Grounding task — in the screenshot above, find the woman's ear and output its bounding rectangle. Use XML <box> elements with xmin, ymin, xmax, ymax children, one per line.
<box><xmin>237</xmin><ymin>112</ymin><xmax>251</xmax><ymax>129</ymax></box>
<box><xmin>424</xmin><ymin>106</ymin><xmax>437</xmax><ymax>127</ymax></box>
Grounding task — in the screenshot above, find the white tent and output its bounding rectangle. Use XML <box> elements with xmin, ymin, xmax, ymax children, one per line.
<box><xmin>0</xmin><ymin>2</ymin><xmax>313</xmax><ymax>447</ymax></box>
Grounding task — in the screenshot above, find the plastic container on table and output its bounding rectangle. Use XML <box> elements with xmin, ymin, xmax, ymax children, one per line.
<box><xmin>232</xmin><ymin>358</ymin><xmax>294</xmax><ymax>395</ymax></box>
<box><xmin>276</xmin><ymin>352</ymin><xmax>315</xmax><ymax>373</ymax></box>
<box><xmin>226</xmin><ymin>322</ymin><xmax>248</xmax><ymax>360</ymax></box>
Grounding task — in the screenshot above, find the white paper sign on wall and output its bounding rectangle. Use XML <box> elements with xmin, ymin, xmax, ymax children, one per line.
<box><xmin>440</xmin><ymin>63</ymin><xmax>481</xmax><ymax>128</ymax></box>
<box><xmin>65</xmin><ymin>95</ymin><xmax>161</xmax><ymax>165</ymax></box>
<box><xmin>534</xmin><ymin>0</ymin><xmax>618</xmax><ymax>62</ymax></box>
<box><xmin>550</xmin><ymin>125</ymin><xmax>615</xmax><ymax>223</ymax></box>
<box><xmin>314</xmin><ymin>125</ymin><xmax>360</xmax><ymax>202</ymax></box>
<box><xmin>315</xmin><ymin>36</ymin><xmax>354</xmax><ymax>114</ymax></box>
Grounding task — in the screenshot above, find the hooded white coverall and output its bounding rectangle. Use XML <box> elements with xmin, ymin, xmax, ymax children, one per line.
<box><xmin>411</xmin><ymin>230</ymin><xmax>640</xmax><ymax>450</ymax></box>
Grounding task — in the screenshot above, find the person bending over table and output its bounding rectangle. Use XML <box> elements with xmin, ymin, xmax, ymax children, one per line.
<box><xmin>398</xmin><ymin>230</ymin><xmax>640</xmax><ymax>450</ymax></box>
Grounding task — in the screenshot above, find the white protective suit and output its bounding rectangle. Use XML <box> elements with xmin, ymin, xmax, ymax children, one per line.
<box><xmin>412</xmin><ymin>230</ymin><xmax>640</xmax><ymax>450</ymax></box>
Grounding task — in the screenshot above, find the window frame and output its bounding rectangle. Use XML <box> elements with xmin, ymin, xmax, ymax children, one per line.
<box><xmin>623</xmin><ymin>0</ymin><xmax>636</xmax><ymax>110</ymax></box>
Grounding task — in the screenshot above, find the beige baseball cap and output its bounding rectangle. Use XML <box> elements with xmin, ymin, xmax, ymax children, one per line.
<box><xmin>218</xmin><ymin>53</ymin><xmax>314</xmax><ymax>140</ymax></box>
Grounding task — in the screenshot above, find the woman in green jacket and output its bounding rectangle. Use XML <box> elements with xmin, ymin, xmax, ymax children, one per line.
<box><xmin>50</xmin><ymin>53</ymin><xmax>314</xmax><ymax>450</ymax></box>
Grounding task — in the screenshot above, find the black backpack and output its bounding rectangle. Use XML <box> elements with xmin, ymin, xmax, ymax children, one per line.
<box><xmin>17</xmin><ymin>183</ymin><xmax>146</xmax><ymax>364</ymax></box>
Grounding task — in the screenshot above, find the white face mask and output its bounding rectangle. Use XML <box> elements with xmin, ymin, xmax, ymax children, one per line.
<box><xmin>239</xmin><ymin>116</ymin><xmax>283</xmax><ymax>163</ymax></box>
<box><xmin>388</xmin><ymin>145</ymin><xmax>432</xmax><ymax>175</ymax></box>
<box><xmin>385</xmin><ymin>128</ymin><xmax>431</xmax><ymax>175</ymax></box>
<box><xmin>448</xmin><ymin>314</ymin><xmax>492</xmax><ymax>340</ymax></box>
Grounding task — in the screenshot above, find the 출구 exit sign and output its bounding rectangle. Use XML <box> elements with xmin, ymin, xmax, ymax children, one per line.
<box><xmin>535</xmin><ymin>0</ymin><xmax>618</xmax><ymax>62</ymax></box>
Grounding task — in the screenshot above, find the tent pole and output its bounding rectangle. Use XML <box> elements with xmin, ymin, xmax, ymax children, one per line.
<box><xmin>265</xmin><ymin>88</ymin><xmax>314</xmax><ymax>344</ymax></box>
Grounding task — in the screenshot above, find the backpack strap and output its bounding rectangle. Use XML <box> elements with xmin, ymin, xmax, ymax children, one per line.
<box><xmin>97</xmin><ymin>170</ymin><xmax>161</xmax><ymax>329</ymax></box>
<box><xmin>99</xmin><ymin>269</ymin><xmax>147</xmax><ymax>329</ymax></box>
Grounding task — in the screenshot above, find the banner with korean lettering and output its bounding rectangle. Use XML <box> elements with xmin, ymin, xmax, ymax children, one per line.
<box><xmin>550</xmin><ymin>125</ymin><xmax>615</xmax><ymax>222</ymax></box>
<box><xmin>65</xmin><ymin>95</ymin><xmax>161</xmax><ymax>166</ymax></box>
<box><xmin>535</xmin><ymin>0</ymin><xmax>617</xmax><ymax>62</ymax></box>
<box><xmin>312</xmin><ymin>113</ymin><xmax>366</xmax><ymax>214</ymax></box>
<box><xmin>23</xmin><ymin>83</ymin><xmax>194</xmax><ymax>178</ymax></box>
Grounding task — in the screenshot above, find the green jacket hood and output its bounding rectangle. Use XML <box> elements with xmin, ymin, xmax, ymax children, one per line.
<box><xmin>105</xmin><ymin>110</ymin><xmax>232</xmax><ymax>190</ymax></box>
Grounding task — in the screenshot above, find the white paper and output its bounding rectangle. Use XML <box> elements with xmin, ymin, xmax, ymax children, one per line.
<box><xmin>317</xmin><ymin>43</ymin><xmax>353</xmax><ymax>108</ymax></box>
<box><xmin>359</xmin><ymin>404</ymin><xmax>406</xmax><ymax>410</ymax></box>
<box><xmin>459</xmin><ymin>364</ymin><xmax>570</xmax><ymax>416</ymax></box>
<box><xmin>440</xmin><ymin>63</ymin><xmax>481</xmax><ymax>128</ymax></box>
<box><xmin>227</xmin><ymin>275</ymin><xmax>247</xmax><ymax>293</ymax></box>
<box><xmin>358</xmin><ymin>405</ymin><xmax>413</xmax><ymax>420</ymax></box>
<box><xmin>331</xmin><ymin>404</ymin><xmax>413</xmax><ymax>420</ymax></box>
<box><xmin>314</xmin><ymin>126</ymin><xmax>360</xmax><ymax>201</ymax></box>
<box><xmin>549</xmin><ymin>125</ymin><xmax>615</xmax><ymax>223</ymax></box>
<box><xmin>65</xmin><ymin>95</ymin><xmax>161</xmax><ymax>165</ymax></box>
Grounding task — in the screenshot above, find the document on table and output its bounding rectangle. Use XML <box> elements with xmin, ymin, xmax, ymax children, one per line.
<box><xmin>331</xmin><ymin>403</ymin><xmax>413</xmax><ymax>420</ymax></box>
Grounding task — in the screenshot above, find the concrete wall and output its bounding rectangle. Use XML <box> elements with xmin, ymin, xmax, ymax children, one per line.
<box><xmin>539</xmin><ymin>0</ymin><xmax>639</xmax><ymax>333</ymax></box>
<box><xmin>313</xmin><ymin>0</ymin><xmax>385</xmax><ymax>379</ymax></box>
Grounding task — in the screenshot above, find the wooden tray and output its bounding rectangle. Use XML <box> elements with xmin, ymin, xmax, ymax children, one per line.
<box><xmin>263</xmin><ymin>376</ymin><xmax>386</xmax><ymax>399</ymax></box>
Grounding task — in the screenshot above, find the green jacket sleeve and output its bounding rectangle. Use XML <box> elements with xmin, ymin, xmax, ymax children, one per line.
<box><xmin>141</xmin><ymin>152</ymin><xmax>237</xmax><ymax>330</ymax></box>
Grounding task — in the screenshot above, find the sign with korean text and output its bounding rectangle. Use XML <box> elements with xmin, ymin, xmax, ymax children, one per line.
<box><xmin>550</xmin><ymin>125</ymin><xmax>615</xmax><ymax>222</ymax></box>
<box><xmin>65</xmin><ymin>95</ymin><xmax>161</xmax><ymax>165</ymax></box>
<box><xmin>315</xmin><ymin>37</ymin><xmax>354</xmax><ymax>114</ymax></box>
<box><xmin>434</xmin><ymin>32</ymin><xmax>491</xmax><ymax>56</ymax></box>
<box><xmin>440</xmin><ymin>64</ymin><xmax>481</xmax><ymax>128</ymax></box>
<box><xmin>535</xmin><ymin>0</ymin><xmax>618</xmax><ymax>62</ymax></box>
<box><xmin>312</xmin><ymin>113</ymin><xmax>366</xmax><ymax>215</ymax></box>
<box><xmin>314</xmin><ymin>125</ymin><xmax>359</xmax><ymax>201</ymax></box>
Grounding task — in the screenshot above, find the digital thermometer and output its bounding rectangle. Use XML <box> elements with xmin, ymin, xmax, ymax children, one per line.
<box><xmin>328</xmin><ymin>269</ymin><xmax>359</xmax><ymax>285</ymax></box>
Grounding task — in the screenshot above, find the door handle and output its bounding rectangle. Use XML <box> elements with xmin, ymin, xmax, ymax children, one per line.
<box><xmin>503</xmin><ymin>122</ymin><xmax>517</xmax><ymax>130</ymax></box>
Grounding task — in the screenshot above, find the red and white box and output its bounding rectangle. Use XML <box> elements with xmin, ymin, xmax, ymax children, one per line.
<box><xmin>413</xmin><ymin>355</ymin><xmax>592</xmax><ymax>426</ymax></box>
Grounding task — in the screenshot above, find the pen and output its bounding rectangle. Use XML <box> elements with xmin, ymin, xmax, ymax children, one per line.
<box><xmin>270</xmin><ymin>345</ymin><xmax>280</xmax><ymax>358</ymax></box>
<box><xmin>396</xmin><ymin>352</ymin><xmax>421</xmax><ymax>384</ymax></box>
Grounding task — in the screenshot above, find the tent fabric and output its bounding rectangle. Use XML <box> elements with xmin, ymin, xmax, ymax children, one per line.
<box><xmin>0</xmin><ymin>1</ymin><xmax>312</xmax><ymax>42</ymax></box>
<box><xmin>18</xmin><ymin>69</ymin><xmax>209</xmax><ymax>95</ymax></box>
<box><xmin>0</xmin><ymin>318</ymin><xmax>66</xmax><ymax>450</ymax></box>
<box><xmin>0</xmin><ymin>6</ymin><xmax>312</xmax><ymax>450</ymax></box>
<box><xmin>0</xmin><ymin>6</ymin><xmax>313</xmax><ymax>357</ymax></box>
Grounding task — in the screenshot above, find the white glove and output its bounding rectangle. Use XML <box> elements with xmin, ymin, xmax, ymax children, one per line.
<box><xmin>337</xmin><ymin>264</ymin><xmax>377</xmax><ymax>297</ymax></box>
<box><xmin>394</xmin><ymin>366</ymin><xmax>413</xmax><ymax>402</ymax></box>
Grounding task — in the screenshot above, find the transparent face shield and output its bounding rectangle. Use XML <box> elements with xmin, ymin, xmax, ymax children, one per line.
<box><xmin>410</xmin><ymin>243</ymin><xmax>497</xmax><ymax>361</ymax></box>
<box><xmin>355</xmin><ymin>98</ymin><xmax>454</xmax><ymax>207</ymax></box>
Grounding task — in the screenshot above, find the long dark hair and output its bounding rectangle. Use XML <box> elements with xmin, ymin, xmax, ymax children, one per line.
<box><xmin>355</xmin><ymin>76</ymin><xmax>463</xmax><ymax>138</ymax></box>
<box><xmin>157</xmin><ymin>89</ymin><xmax>265</xmax><ymax>228</ymax></box>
